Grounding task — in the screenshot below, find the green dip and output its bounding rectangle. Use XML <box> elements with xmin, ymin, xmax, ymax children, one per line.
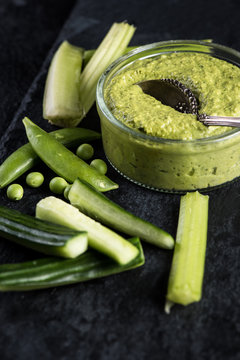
<box><xmin>105</xmin><ymin>53</ymin><xmax>240</xmax><ymax>140</ymax></box>
<box><xmin>98</xmin><ymin>48</ymin><xmax>240</xmax><ymax>192</ymax></box>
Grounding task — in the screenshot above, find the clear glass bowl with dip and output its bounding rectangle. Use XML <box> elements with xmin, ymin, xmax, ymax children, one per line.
<box><xmin>96</xmin><ymin>40</ymin><xmax>240</xmax><ymax>193</ymax></box>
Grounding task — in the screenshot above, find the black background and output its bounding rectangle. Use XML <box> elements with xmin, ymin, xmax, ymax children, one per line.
<box><xmin>0</xmin><ymin>1</ymin><xmax>240</xmax><ymax>359</ymax></box>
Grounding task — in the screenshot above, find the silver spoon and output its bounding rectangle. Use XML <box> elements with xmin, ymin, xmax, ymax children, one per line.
<box><xmin>136</xmin><ymin>79</ymin><xmax>240</xmax><ymax>128</ymax></box>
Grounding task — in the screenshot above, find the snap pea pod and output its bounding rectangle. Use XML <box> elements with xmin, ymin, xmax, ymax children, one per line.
<box><xmin>23</xmin><ymin>117</ymin><xmax>118</xmax><ymax>192</ymax></box>
<box><xmin>0</xmin><ymin>237</ymin><xmax>144</xmax><ymax>291</ymax></box>
<box><xmin>0</xmin><ymin>127</ymin><xmax>101</xmax><ymax>189</ymax></box>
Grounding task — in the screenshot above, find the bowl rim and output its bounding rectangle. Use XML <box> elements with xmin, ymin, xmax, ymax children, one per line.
<box><xmin>96</xmin><ymin>39</ymin><xmax>240</xmax><ymax>145</ymax></box>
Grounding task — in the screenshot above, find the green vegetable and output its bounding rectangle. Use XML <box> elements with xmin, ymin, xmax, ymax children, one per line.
<box><xmin>36</xmin><ymin>196</ymin><xmax>139</xmax><ymax>265</ymax></box>
<box><xmin>83</xmin><ymin>46</ymin><xmax>138</xmax><ymax>68</ymax></box>
<box><xmin>165</xmin><ymin>191</ymin><xmax>209</xmax><ymax>313</ymax></box>
<box><xmin>0</xmin><ymin>237</ymin><xmax>144</xmax><ymax>291</ymax></box>
<box><xmin>26</xmin><ymin>172</ymin><xmax>44</xmax><ymax>188</ymax></box>
<box><xmin>76</xmin><ymin>22</ymin><xmax>136</xmax><ymax>125</ymax></box>
<box><xmin>68</xmin><ymin>179</ymin><xmax>174</xmax><ymax>249</ymax></box>
<box><xmin>76</xmin><ymin>143</ymin><xmax>94</xmax><ymax>160</ymax></box>
<box><xmin>43</xmin><ymin>41</ymin><xmax>84</xmax><ymax>127</ymax></box>
<box><xmin>7</xmin><ymin>184</ymin><xmax>23</xmax><ymax>201</ymax></box>
<box><xmin>90</xmin><ymin>159</ymin><xmax>107</xmax><ymax>175</ymax></box>
<box><xmin>63</xmin><ymin>185</ymin><xmax>72</xmax><ymax>200</ymax></box>
<box><xmin>0</xmin><ymin>205</ymin><xmax>87</xmax><ymax>258</ymax></box>
<box><xmin>23</xmin><ymin>117</ymin><xmax>118</xmax><ymax>192</ymax></box>
<box><xmin>0</xmin><ymin>127</ymin><xmax>101</xmax><ymax>189</ymax></box>
<box><xmin>49</xmin><ymin>177</ymin><xmax>68</xmax><ymax>194</ymax></box>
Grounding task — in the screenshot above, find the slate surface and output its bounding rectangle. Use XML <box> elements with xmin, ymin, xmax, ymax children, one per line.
<box><xmin>0</xmin><ymin>0</ymin><xmax>240</xmax><ymax>359</ymax></box>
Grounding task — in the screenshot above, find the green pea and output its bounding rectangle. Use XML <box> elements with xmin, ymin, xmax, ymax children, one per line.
<box><xmin>7</xmin><ymin>184</ymin><xmax>24</xmax><ymax>201</ymax></box>
<box><xmin>49</xmin><ymin>177</ymin><xmax>68</xmax><ymax>194</ymax></box>
<box><xmin>26</xmin><ymin>172</ymin><xmax>44</xmax><ymax>188</ymax></box>
<box><xmin>76</xmin><ymin>143</ymin><xmax>94</xmax><ymax>160</ymax></box>
<box><xmin>90</xmin><ymin>159</ymin><xmax>108</xmax><ymax>175</ymax></box>
<box><xmin>63</xmin><ymin>185</ymin><xmax>72</xmax><ymax>200</ymax></box>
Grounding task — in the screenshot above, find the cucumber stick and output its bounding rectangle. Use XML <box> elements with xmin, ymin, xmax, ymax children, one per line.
<box><xmin>0</xmin><ymin>205</ymin><xmax>87</xmax><ymax>258</ymax></box>
<box><xmin>165</xmin><ymin>191</ymin><xmax>209</xmax><ymax>313</ymax></box>
<box><xmin>0</xmin><ymin>237</ymin><xmax>144</xmax><ymax>291</ymax></box>
<box><xmin>43</xmin><ymin>41</ymin><xmax>84</xmax><ymax>127</ymax></box>
<box><xmin>0</xmin><ymin>238</ymin><xmax>144</xmax><ymax>291</ymax></box>
<box><xmin>68</xmin><ymin>179</ymin><xmax>174</xmax><ymax>249</ymax></box>
<box><xmin>36</xmin><ymin>196</ymin><xmax>139</xmax><ymax>265</ymax></box>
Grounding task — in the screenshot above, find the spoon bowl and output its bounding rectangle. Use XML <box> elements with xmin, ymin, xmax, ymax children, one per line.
<box><xmin>136</xmin><ymin>79</ymin><xmax>198</xmax><ymax>114</ymax></box>
<box><xmin>137</xmin><ymin>78</ymin><xmax>240</xmax><ymax>127</ymax></box>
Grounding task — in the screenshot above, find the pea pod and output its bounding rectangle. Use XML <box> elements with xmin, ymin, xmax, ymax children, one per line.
<box><xmin>0</xmin><ymin>127</ymin><xmax>101</xmax><ymax>188</ymax></box>
<box><xmin>23</xmin><ymin>117</ymin><xmax>118</xmax><ymax>192</ymax></box>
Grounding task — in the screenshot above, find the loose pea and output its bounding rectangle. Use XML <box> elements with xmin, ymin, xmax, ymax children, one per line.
<box><xmin>64</xmin><ymin>185</ymin><xmax>72</xmax><ymax>200</ymax></box>
<box><xmin>26</xmin><ymin>172</ymin><xmax>44</xmax><ymax>188</ymax></box>
<box><xmin>90</xmin><ymin>159</ymin><xmax>108</xmax><ymax>175</ymax></box>
<box><xmin>7</xmin><ymin>184</ymin><xmax>24</xmax><ymax>201</ymax></box>
<box><xmin>76</xmin><ymin>143</ymin><xmax>94</xmax><ymax>161</ymax></box>
<box><xmin>49</xmin><ymin>177</ymin><xmax>68</xmax><ymax>194</ymax></box>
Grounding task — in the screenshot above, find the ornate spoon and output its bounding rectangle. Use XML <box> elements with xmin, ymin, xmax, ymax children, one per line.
<box><xmin>136</xmin><ymin>78</ymin><xmax>240</xmax><ymax>128</ymax></box>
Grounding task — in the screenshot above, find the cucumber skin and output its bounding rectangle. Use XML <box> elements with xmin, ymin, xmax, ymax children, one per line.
<box><xmin>69</xmin><ymin>179</ymin><xmax>174</xmax><ymax>250</ymax></box>
<box><xmin>0</xmin><ymin>237</ymin><xmax>144</xmax><ymax>291</ymax></box>
<box><xmin>0</xmin><ymin>127</ymin><xmax>101</xmax><ymax>188</ymax></box>
<box><xmin>0</xmin><ymin>205</ymin><xmax>87</xmax><ymax>258</ymax></box>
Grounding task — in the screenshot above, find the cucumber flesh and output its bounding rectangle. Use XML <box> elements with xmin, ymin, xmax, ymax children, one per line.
<box><xmin>36</xmin><ymin>197</ymin><xmax>139</xmax><ymax>265</ymax></box>
<box><xmin>0</xmin><ymin>205</ymin><xmax>87</xmax><ymax>258</ymax></box>
<box><xmin>68</xmin><ymin>179</ymin><xmax>174</xmax><ymax>249</ymax></box>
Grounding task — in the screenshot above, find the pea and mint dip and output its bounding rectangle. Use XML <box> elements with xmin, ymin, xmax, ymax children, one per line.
<box><xmin>105</xmin><ymin>52</ymin><xmax>240</xmax><ymax>140</ymax></box>
<box><xmin>98</xmin><ymin>49</ymin><xmax>240</xmax><ymax>191</ymax></box>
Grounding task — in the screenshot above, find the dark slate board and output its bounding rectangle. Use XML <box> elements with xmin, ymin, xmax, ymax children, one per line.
<box><xmin>0</xmin><ymin>1</ymin><xmax>240</xmax><ymax>359</ymax></box>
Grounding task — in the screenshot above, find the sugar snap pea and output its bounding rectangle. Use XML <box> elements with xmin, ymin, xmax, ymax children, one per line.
<box><xmin>23</xmin><ymin>117</ymin><xmax>118</xmax><ymax>192</ymax></box>
<box><xmin>0</xmin><ymin>127</ymin><xmax>101</xmax><ymax>188</ymax></box>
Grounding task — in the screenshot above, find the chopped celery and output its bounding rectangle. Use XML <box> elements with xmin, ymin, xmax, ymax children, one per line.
<box><xmin>43</xmin><ymin>41</ymin><xmax>84</xmax><ymax>127</ymax></box>
<box><xmin>165</xmin><ymin>191</ymin><xmax>209</xmax><ymax>313</ymax></box>
<box><xmin>36</xmin><ymin>196</ymin><xmax>139</xmax><ymax>265</ymax></box>
<box><xmin>83</xmin><ymin>46</ymin><xmax>138</xmax><ymax>68</ymax></box>
<box><xmin>77</xmin><ymin>22</ymin><xmax>136</xmax><ymax>124</ymax></box>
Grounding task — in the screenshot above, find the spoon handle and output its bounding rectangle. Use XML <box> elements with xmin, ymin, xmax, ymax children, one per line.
<box><xmin>198</xmin><ymin>114</ymin><xmax>240</xmax><ymax>128</ymax></box>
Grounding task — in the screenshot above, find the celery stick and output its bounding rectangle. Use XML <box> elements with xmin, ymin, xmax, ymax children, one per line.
<box><xmin>165</xmin><ymin>191</ymin><xmax>209</xmax><ymax>313</ymax></box>
<box><xmin>36</xmin><ymin>196</ymin><xmax>139</xmax><ymax>265</ymax></box>
<box><xmin>43</xmin><ymin>41</ymin><xmax>84</xmax><ymax>127</ymax></box>
<box><xmin>77</xmin><ymin>22</ymin><xmax>136</xmax><ymax>123</ymax></box>
<box><xmin>83</xmin><ymin>46</ymin><xmax>138</xmax><ymax>68</ymax></box>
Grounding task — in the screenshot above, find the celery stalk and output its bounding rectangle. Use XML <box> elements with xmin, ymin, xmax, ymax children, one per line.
<box><xmin>43</xmin><ymin>41</ymin><xmax>84</xmax><ymax>127</ymax></box>
<box><xmin>83</xmin><ymin>46</ymin><xmax>138</xmax><ymax>68</ymax></box>
<box><xmin>77</xmin><ymin>22</ymin><xmax>136</xmax><ymax>123</ymax></box>
<box><xmin>165</xmin><ymin>191</ymin><xmax>209</xmax><ymax>313</ymax></box>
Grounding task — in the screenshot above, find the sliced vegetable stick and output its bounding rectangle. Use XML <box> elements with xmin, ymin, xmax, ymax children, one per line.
<box><xmin>165</xmin><ymin>191</ymin><xmax>209</xmax><ymax>313</ymax></box>
<box><xmin>36</xmin><ymin>196</ymin><xmax>139</xmax><ymax>265</ymax></box>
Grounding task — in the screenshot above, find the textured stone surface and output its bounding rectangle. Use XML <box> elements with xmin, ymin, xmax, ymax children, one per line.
<box><xmin>0</xmin><ymin>0</ymin><xmax>240</xmax><ymax>359</ymax></box>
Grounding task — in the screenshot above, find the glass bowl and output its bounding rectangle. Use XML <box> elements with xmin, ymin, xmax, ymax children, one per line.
<box><xmin>96</xmin><ymin>40</ymin><xmax>240</xmax><ymax>193</ymax></box>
